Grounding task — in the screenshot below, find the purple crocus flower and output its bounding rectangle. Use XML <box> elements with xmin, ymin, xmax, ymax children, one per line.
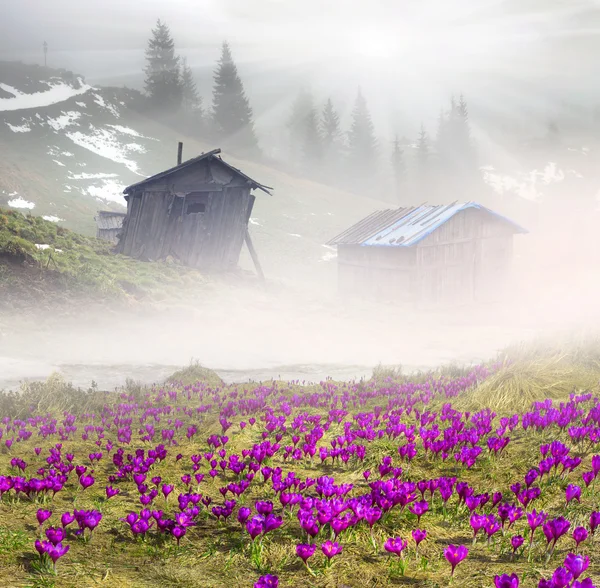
<box><xmin>46</xmin><ymin>542</ymin><xmax>69</xmax><ymax>565</ymax></box>
<box><xmin>246</xmin><ymin>516</ymin><xmax>265</xmax><ymax>540</ymax></box>
<box><xmin>564</xmin><ymin>553</ymin><xmax>590</xmax><ymax>580</ymax></box>
<box><xmin>321</xmin><ymin>540</ymin><xmax>342</xmax><ymax>560</ymax></box>
<box><xmin>162</xmin><ymin>484</ymin><xmax>173</xmax><ymax>500</ymax></box>
<box><xmin>565</xmin><ymin>484</ymin><xmax>581</xmax><ymax>504</ymax></box>
<box><xmin>408</xmin><ymin>500</ymin><xmax>429</xmax><ymax>524</ymax></box>
<box><xmin>237</xmin><ymin>507</ymin><xmax>251</xmax><ymax>524</ymax></box>
<box><xmin>494</xmin><ymin>573</ymin><xmax>519</xmax><ymax>588</ymax></box>
<box><xmin>589</xmin><ymin>511</ymin><xmax>600</xmax><ymax>534</ymax></box>
<box><xmin>79</xmin><ymin>474</ymin><xmax>95</xmax><ymax>490</ymax></box>
<box><xmin>412</xmin><ymin>528</ymin><xmax>427</xmax><ymax>547</ymax></box>
<box><xmin>384</xmin><ymin>537</ymin><xmax>407</xmax><ymax>557</ymax></box>
<box><xmin>573</xmin><ymin>526</ymin><xmax>588</xmax><ymax>548</ymax></box>
<box><xmin>45</xmin><ymin>527</ymin><xmax>65</xmax><ymax>546</ymax></box>
<box><xmin>296</xmin><ymin>543</ymin><xmax>316</xmax><ymax>564</ymax></box>
<box><xmin>511</xmin><ymin>535</ymin><xmax>524</xmax><ymax>554</ymax></box>
<box><xmin>106</xmin><ymin>486</ymin><xmax>120</xmax><ymax>499</ymax></box>
<box><xmin>254</xmin><ymin>575</ymin><xmax>278</xmax><ymax>588</ymax></box>
<box><xmin>548</xmin><ymin>567</ymin><xmax>573</xmax><ymax>588</ymax></box>
<box><xmin>61</xmin><ymin>512</ymin><xmax>75</xmax><ymax>528</ymax></box>
<box><xmin>542</xmin><ymin>516</ymin><xmax>570</xmax><ymax>550</ymax></box>
<box><xmin>444</xmin><ymin>544</ymin><xmax>468</xmax><ymax>576</ymax></box>
<box><xmin>36</xmin><ymin>509</ymin><xmax>52</xmax><ymax>527</ymax></box>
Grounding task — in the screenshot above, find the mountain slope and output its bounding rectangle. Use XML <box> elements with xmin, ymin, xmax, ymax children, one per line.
<box><xmin>0</xmin><ymin>61</ymin><xmax>387</xmax><ymax>285</ymax></box>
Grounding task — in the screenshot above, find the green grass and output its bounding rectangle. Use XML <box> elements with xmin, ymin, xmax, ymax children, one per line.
<box><xmin>0</xmin><ymin>208</ymin><xmax>208</xmax><ymax>305</ymax></box>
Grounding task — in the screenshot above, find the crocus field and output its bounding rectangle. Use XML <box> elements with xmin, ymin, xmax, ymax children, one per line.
<box><xmin>1</xmin><ymin>348</ymin><xmax>600</xmax><ymax>588</ymax></box>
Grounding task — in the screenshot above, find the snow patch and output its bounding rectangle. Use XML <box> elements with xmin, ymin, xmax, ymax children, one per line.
<box><xmin>107</xmin><ymin>125</ymin><xmax>142</xmax><ymax>137</ymax></box>
<box><xmin>62</xmin><ymin>151</ymin><xmax>74</xmax><ymax>157</ymax></box>
<box><xmin>8</xmin><ymin>197</ymin><xmax>35</xmax><ymax>209</ymax></box>
<box><xmin>53</xmin><ymin>160</ymin><xmax>66</xmax><ymax>167</ymax></box>
<box><xmin>93</xmin><ymin>94</ymin><xmax>120</xmax><ymax>118</ymax></box>
<box><xmin>288</xmin><ymin>233</ymin><xmax>302</xmax><ymax>238</ymax></box>
<box><xmin>482</xmin><ymin>162</ymin><xmax>566</xmax><ymax>201</ymax></box>
<box><xmin>47</xmin><ymin>111</ymin><xmax>81</xmax><ymax>131</ymax></box>
<box><xmin>42</xmin><ymin>215</ymin><xmax>64</xmax><ymax>222</ymax></box>
<box><xmin>6</xmin><ymin>121</ymin><xmax>31</xmax><ymax>133</ymax></box>
<box><xmin>85</xmin><ymin>180</ymin><xmax>126</xmax><ymax>204</ymax></box>
<box><xmin>249</xmin><ymin>217</ymin><xmax>261</xmax><ymax>226</ymax></box>
<box><xmin>75</xmin><ymin>102</ymin><xmax>86</xmax><ymax>108</ymax></box>
<box><xmin>66</xmin><ymin>126</ymin><xmax>144</xmax><ymax>174</ymax></box>
<box><xmin>0</xmin><ymin>79</ymin><xmax>93</xmax><ymax>112</ymax></box>
<box><xmin>35</xmin><ymin>244</ymin><xmax>50</xmax><ymax>250</ymax></box>
<box><xmin>69</xmin><ymin>172</ymin><xmax>118</xmax><ymax>180</ymax></box>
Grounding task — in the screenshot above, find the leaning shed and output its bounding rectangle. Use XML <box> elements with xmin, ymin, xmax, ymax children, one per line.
<box><xmin>116</xmin><ymin>148</ymin><xmax>271</xmax><ymax>273</ymax></box>
<box><xmin>95</xmin><ymin>211</ymin><xmax>126</xmax><ymax>243</ymax></box>
<box><xmin>327</xmin><ymin>202</ymin><xmax>527</xmax><ymax>306</ymax></box>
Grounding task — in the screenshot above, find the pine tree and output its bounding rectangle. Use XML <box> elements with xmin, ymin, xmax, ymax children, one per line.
<box><xmin>287</xmin><ymin>90</ymin><xmax>314</xmax><ymax>163</ymax></box>
<box><xmin>416</xmin><ymin>124</ymin><xmax>430</xmax><ymax>168</ymax></box>
<box><xmin>454</xmin><ymin>94</ymin><xmax>473</xmax><ymax>165</ymax></box>
<box><xmin>414</xmin><ymin>124</ymin><xmax>431</xmax><ymax>199</ymax></box>
<box><xmin>347</xmin><ymin>88</ymin><xmax>378</xmax><ymax>182</ymax></box>
<box><xmin>302</xmin><ymin>104</ymin><xmax>322</xmax><ymax>171</ymax></box>
<box><xmin>321</xmin><ymin>99</ymin><xmax>342</xmax><ymax>155</ymax></box>
<box><xmin>180</xmin><ymin>57</ymin><xmax>202</xmax><ymax>117</ymax></box>
<box><xmin>144</xmin><ymin>19</ymin><xmax>182</xmax><ymax>111</ymax></box>
<box><xmin>211</xmin><ymin>41</ymin><xmax>258</xmax><ymax>154</ymax></box>
<box><xmin>391</xmin><ymin>135</ymin><xmax>406</xmax><ymax>204</ymax></box>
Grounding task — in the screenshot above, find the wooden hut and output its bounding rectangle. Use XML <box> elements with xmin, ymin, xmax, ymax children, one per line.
<box><xmin>116</xmin><ymin>148</ymin><xmax>271</xmax><ymax>274</ymax></box>
<box><xmin>95</xmin><ymin>211</ymin><xmax>126</xmax><ymax>243</ymax></box>
<box><xmin>327</xmin><ymin>202</ymin><xmax>527</xmax><ymax>306</ymax></box>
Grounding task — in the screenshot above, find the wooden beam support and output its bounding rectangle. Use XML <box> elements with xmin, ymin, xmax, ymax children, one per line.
<box><xmin>244</xmin><ymin>229</ymin><xmax>265</xmax><ymax>282</ymax></box>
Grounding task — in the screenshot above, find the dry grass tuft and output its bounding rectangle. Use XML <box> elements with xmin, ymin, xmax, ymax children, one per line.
<box><xmin>456</xmin><ymin>336</ymin><xmax>600</xmax><ymax>412</ymax></box>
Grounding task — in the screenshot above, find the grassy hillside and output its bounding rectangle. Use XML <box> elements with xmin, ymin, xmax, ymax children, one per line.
<box><xmin>0</xmin><ymin>208</ymin><xmax>208</xmax><ymax>308</ymax></box>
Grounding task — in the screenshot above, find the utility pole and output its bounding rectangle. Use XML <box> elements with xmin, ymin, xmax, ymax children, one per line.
<box><xmin>43</xmin><ymin>41</ymin><xmax>48</xmax><ymax>67</ymax></box>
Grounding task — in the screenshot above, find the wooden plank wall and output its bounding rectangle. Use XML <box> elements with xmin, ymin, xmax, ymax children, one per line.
<box><xmin>118</xmin><ymin>158</ymin><xmax>254</xmax><ymax>270</ymax></box>
<box><xmin>335</xmin><ymin>208</ymin><xmax>518</xmax><ymax>307</ymax></box>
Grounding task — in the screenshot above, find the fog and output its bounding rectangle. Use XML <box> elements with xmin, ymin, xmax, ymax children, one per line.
<box><xmin>3</xmin><ymin>0</ymin><xmax>600</xmax><ymax>132</ymax></box>
<box><xmin>1</xmin><ymin>0</ymin><xmax>600</xmax><ymax>389</ymax></box>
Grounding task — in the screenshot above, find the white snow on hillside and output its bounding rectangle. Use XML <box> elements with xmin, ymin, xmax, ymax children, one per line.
<box><xmin>0</xmin><ymin>79</ymin><xmax>92</xmax><ymax>112</ymax></box>
<box><xmin>107</xmin><ymin>125</ymin><xmax>146</xmax><ymax>138</ymax></box>
<box><xmin>42</xmin><ymin>215</ymin><xmax>64</xmax><ymax>222</ymax></box>
<box><xmin>8</xmin><ymin>196</ymin><xmax>35</xmax><ymax>209</ymax></box>
<box><xmin>482</xmin><ymin>162</ymin><xmax>568</xmax><ymax>201</ymax></box>
<box><xmin>66</xmin><ymin>126</ymin><xmax>144</xmax><ymax>174</ymax></box>
<box><xmin>93</xmin><ymin>94</ymin><xmax>120</xmax><ymax>118</ymax></box>
<box><xmin>47</xmin><ymin>111</ymin><xmax>81</xmax><ymax>131</ymax></box>
<box><xmin>6</xmin><ymin>121</ymin><xmax>31</xmax><ymax>132</ymax></box>
<box><xmin>85</xmin><ymin>180</ymin><xmax>126</xmax><ymax>205</ymax></box>
<box><xmin>69</xmin><ymin>172</ymin><xmax>118</xmax><ymax>180</ymax></box>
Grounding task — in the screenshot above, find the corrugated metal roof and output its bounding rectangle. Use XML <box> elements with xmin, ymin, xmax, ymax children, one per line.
<box><xmin>95</xmin><ymin>211</ymin><xmax>126</xmax><ymax>230</ymax></box>
<box><xmin>328</xmin><ymin>202</ymin><xmax>527</xmax><ymax>247</ymax></box>
<box><xmin>122</xmin><ymin>148</ymin><xmax>272</xmax><ymax>196</ymax></box>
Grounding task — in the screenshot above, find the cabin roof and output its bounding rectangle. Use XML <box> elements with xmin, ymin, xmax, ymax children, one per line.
<box><xmin>95</xmin><ymin>210</ymin><xmax>126</xmax><ymax>230</ymax></box>
<box><xmin>327</xmin><ymin>202</ymin><xmax>527</xmax><ymax>248</ymax></box>
<box><xmin>122</xmin><ymin>148</ymin><xmax>272</xmax><ymax>195</ymax></box>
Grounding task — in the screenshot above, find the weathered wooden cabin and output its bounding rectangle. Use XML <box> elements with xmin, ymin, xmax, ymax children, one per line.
<box><xmin>327</xmin><ymin>202</ymin><xmax>527</xmax><ymax>306</ymax></box>
<box><xmin>116</xmin><ymin>148</ymin><xmax>271</xmax><ymax>273</ymax></box>
<box><xmin>95</xmin><ymin>211</ymin><xmax>126</xmax><ymax>243</ymax></box>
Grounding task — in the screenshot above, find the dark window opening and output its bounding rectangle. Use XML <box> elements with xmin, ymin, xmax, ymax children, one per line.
<box><xmin>186</xmin><ymin>202</ymin><xmax>206</xmax><ymax>214</ymax></box>
<box><xmin>185</xmin><ymin>191</ymin><xmax>209</xmax><ymax>215</ymax></box>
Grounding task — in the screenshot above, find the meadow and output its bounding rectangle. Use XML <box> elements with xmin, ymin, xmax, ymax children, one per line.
<box><xmin>0</xmin><ymin>341</ymin><xmax>600</xmax><ymax>588</ymax></box>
